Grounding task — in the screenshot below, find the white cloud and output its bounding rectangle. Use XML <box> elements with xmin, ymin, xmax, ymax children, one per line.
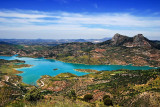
<box><xmin>0</xmin><ymin>11</ymin><xmax>51</xmax><ymax>19</ymax></box>
<box><xmin>0</xmin><ymin>9</ymin><xmax>160</xmax><ymax>39</ymax></box>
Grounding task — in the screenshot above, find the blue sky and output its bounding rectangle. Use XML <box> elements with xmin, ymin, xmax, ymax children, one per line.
<box><xmin>0</xmin><ymin>0</ymin><xmax>160</xmax><ymax>39</ymax></box>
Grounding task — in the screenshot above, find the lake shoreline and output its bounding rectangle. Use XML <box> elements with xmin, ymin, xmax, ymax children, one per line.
<box><xmin>46</xmin><ymin>57</ymin><xmax>159</xmax><ymax>68</ymax></box>
<box><xmin>1</xmin><ymin>54</ymin><xmax>159</xmax><ymax>67</ymax></box>
<box><xmin>0</xmin><ymin>55</ymin><xmax>158</xmax><ymax>85</ymax></box>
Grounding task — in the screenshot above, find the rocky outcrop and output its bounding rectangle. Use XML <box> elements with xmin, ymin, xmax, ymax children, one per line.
<box><xmin>124</xmin><ymin>34</ymin><xmax>152</xmax><ymax>48</ymax></box>
<box><xmin>102</xmin><ymin>33</ymin><xmax>156</xmax><ymax>48</ymax></box>
<box><xmin>111</xmin><ymin>33</ymin><xmax>132</xmax><ymax>46</ymax></box>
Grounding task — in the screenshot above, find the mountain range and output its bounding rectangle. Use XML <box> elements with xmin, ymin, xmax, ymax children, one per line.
<box><xmin>0</xmin><ymin>37</ymin><xmax>111</xmax><ymax>46</ymax></box>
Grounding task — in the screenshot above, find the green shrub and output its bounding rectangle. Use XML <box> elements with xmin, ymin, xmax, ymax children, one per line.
<box><xmin>68</xmin><ymin>90</ymin><xmax>76</xmax><ymax>100</ymax></box>
<box><xmin>0</xmin><ymin>86</ymin><xmax>13</xmax><ymax>106</ymax></box>
<box><xmin>24</xmin><ymin>88</ymin><xmax>43</xmax><ymax>102</ymax></box>
<box><xmin>83</xmin><ymin>94</ymin><xmax>93</xmax><ymax>102</ymax></box>
<box><xmin>103</xmin><ymin>98</ymin><xmax>113</xmax><ymax>106</ymax></box>
<box><xmin>103</xmin><ymin>95</ymin><xmax>110</xmax><ymax>101</ymax></box>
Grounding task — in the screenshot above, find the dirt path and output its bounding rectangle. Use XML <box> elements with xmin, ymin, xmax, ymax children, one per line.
<box><xmin>5</xmin><ymin>75</ymin><xmax>9</xmax><ymax>82</ymax></box>
<box><xmin>40</xmin><ymin>80</ymin><xmax>44</xmax><ymax>87</ymax></box>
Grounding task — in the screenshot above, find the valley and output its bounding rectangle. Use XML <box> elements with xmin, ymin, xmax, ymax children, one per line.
<box><xmin>0</xmin><ymin>34</ymin><xmax>160</xmax><ymax>107</ymax></box>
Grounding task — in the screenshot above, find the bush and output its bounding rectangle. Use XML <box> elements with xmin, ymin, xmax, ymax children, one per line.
<box><xmin>83</xmin><ymin>94</ymin><xmax>93</xmax><ymax>102</ymax></box>
<box><xmin>0</xmin><ymin>86</ymin><xmax>13</xmax><ymax>106</ymax></box>
<box><xmin>103</xmin><ymin>95</ymin><xmax>110</xmax><ymax>100</ymax></box>
<box><xmin>68</xmin><ymin>90</ymin><xmax>76</xmax><ymax>100</ymax></box>
<box><xmin>103</xmin><ymin>98</ymin><xmax>113</xmax><ymax>106</ymax></box>
<box><xmin>24</xmin><ymin>88</ymin><xmax>43</xmax><ymax>102</ymax></box>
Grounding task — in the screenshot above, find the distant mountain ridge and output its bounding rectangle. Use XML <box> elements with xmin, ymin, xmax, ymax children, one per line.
<box><xmin>0</xmin><ymin>37</ymin><xmax>111</xmax><ymax>46</ymax></box>
<box><xmin>0</xmin><ymin>41</ymin><xmax>13</xmax><ymax>45</ymax></box>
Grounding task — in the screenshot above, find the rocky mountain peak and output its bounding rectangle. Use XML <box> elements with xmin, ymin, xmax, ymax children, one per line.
<box><xmin>112</xmin><ymin>33</ymin><xmax>125</xmax><ymax>41</ymax></box>
<box><xmin>111</xmin><ymin>33</ymin><xmax>130</xmax><ymax>45</ymax></box>
<box><xmin>131</xmin><ymin>34</ymin><xmax>152</xmax><ymax>48</ymax></box>
<box><xmin>133</xmin><ymin>34</ymin><xmax>146</xmax><ymax>42</ymax></box>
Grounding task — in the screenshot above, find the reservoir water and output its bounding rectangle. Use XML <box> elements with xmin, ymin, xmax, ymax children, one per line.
<box><xmin>0</xmin><ymin>55</ymin><xmax>156</xmax><ymax>85</ymax></box>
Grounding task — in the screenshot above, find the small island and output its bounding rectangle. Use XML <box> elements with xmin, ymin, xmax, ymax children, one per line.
<box><xmin>53</xmin><ymin>68</ymin><xmax>58</xmax><ymax>70</ymax></box>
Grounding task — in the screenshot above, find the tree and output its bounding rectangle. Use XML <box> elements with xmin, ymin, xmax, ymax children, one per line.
<box><xmin>68</xmin><ymin>90</ymin><xmax>76</xmax><ymax>100</ymax></box>
<box><xmin>83</xmin><ymin>94</ymin><xmax>93</xmax><ymax>102</ymax></box>
<box><xmin>103</xmin><ymin>98</ymin><xmax>113</xmax><ymax>106</ymax></box>
<box><xmin>24</xmin><ymin>88</ymin><xmax>43</xmax><ymax>102</ymax></box>
<box><xmin>103</xmin><ymin>95</ymin><xmax>110</xmax><ymax>101</ymax></box>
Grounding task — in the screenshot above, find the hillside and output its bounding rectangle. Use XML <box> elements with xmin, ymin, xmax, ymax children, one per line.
<box><xmin>45</xmin><ymin>34</ymin><xmax>160</xmax><ymax>67</ymax></box>
<box><xmin>0</xmin><ymin>59</ymin><xmax>160</xmax><ymax>107</ymax></box>
<box><xmin>0</xmin><ymin>34</ymin><xmax>160</xmax><ymax>67</ymax></box>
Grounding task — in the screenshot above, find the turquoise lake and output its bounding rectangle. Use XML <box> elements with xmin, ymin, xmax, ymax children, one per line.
<box><xmin>0</xmin><ymin>55</ymin><xmax>156</xmax><ymax>85</ymax></box>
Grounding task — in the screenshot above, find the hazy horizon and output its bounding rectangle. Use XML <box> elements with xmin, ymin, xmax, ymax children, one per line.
<box><xmin>0</xmin><ymin>33</ymin><xmax>159</xmax><ymax>40</ymax></box>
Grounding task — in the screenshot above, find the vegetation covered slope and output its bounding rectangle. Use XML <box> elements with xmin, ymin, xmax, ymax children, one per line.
<box><xmin>49</xmin><ymin>34</ymin><xmax>160</xmax><ymax>67</ymax></box>
<box><xmin>37</xmin><ymin>68</ymin><xmax>160</xmax><ymax>107</ymax></box>
<box><xmin>0</xmin><ymin>59</ymin><xmax>33</xmax><ymax>106</ymax></box>
<box><xmin>0</xmin><ymin>59</ymin><xmax>93</xmax><ymax>107</ymax></box>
